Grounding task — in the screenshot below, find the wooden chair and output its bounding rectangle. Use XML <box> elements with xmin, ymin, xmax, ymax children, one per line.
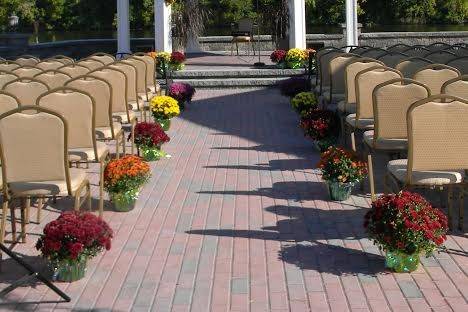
<box><xmin>3</xmin><ymin>78</ymin><xmax>50</xmax><ymax>106</ymax></box>
<box><xmin>0</xmin><ymin>106</ymin><xmax>91</xmax><ymax>243</ymax></box>
<box><xmin>364</xmin><ymin>78</ymin><xmax>430</xmax><ymax>200</ymax></box>
<box><xmin>89</xmin><ymin>52</ymin><xmax>116</xmax><ymax>65</ymax></box>
<box><xmin>0</xmin><ymin>71</ymin><xmax>19</xmax><ymax>89</ymax></box>
<box><xmin>14</xmin><ymin>55</ymin><xmax>40</xmax><ymax>66</ymax></box>
<box><xmin>441</xmin><ymin>75</ymin><xmax>468</xmax><ymax>99</ymax></box>
<box><xmin>395</xmin><ymin>57</ymin><xmax>433</xmax><ymax>78</ymax></box>
<box><xmin>37</xmin><ymin>87</ymin><xmax>109</xmax><ymax>216</ymax></box>
<box><xmin>58</xmin><ymin>63</ymin><xmax>90</xmax><ymax>78</ymax></box>
<box><xmin>385</xmin><ymin>95</ymin><xmax>468</xmax><ymax>230</ymax></box>
<box><xmin>34</xmin><ymin>70</ymin><xmax>72</xmax><ymax>89</ymax></box>
<box><xmin>230</xmin><ymin>18</ymin><xmax>256</xmax><ymax>56</ymax></box>
<box><xmin>413</xmin><ymin>64</ymin><xmax>460</xmax><ymax>95</ymax></box>
<box><xmin>11</xmin><ymin>66</ymin><xmax>43</xmax><ymax>78</ymax></box>
<box><xmin>446</xmin><ymin>56</ymin><xmax>468</xmax><ymax>75</ymax></box>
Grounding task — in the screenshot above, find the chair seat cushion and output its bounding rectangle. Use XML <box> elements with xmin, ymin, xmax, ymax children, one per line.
<box><xmin>96</xmin><ymin>122</ymin><xmax>122</xmax><ymax>139</ymax></box>
<box><xmin>363</xmin><ymin>130</ymin><xmax>407</xmax><ymax>150</ymax></box>
<box><xmin>387</xmin><ymin>159</ymin><xmax>465</xmax><ymax>185</ymax></box>
<box><xmin>69</xmin><ymin>141</ymin><xmax>109</xmax><ymax>162</ymax></box>
<box><xmin>113</xmin><ymin>110</ymin><xmax>136</xmax><ymax>123</ymax></box>
<box><xmin>338</xmin><ymin>101</ymin><xmax>356</xmax><ymax>114</ymax></box>
<box><xmin>9</xmin><ymin>168</ymin><xmax>87</xmax><ymax>196</ymax></box>
<box><xmin>345</xmin><ymin>114</ymin><xmax>374</xmax><ymax>130</ymax></box>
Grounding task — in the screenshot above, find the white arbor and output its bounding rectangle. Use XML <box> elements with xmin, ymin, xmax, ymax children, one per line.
<box><xmin>116</xmin><ymin>0</ymin><xmax>359</xmax><ymax>54</ymax></box>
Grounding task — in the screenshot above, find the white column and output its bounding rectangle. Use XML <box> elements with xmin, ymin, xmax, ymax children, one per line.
<box><xmin>117</xmin><ymin>0</ymin><xmax>131</xmax><ymax>54</ymax></box>
<box><xmin>345</xmin><ymin>0</ymin><xmax>359</xmax><ymax>46</ymax></box>
<box><xmin>154</xmin><ymin>0</ymin><xmax>172</xmax><ymax>52</ymax></box>
<box><xmin>288</xmin><ymin>0</ymin><xmax>306</xmax><ymax>49</ymax></box>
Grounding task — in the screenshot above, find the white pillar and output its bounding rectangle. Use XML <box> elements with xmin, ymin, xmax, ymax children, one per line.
<box><xmin>154</xmin><ymin>0</ymin><xmax>172</xmax><ymax>52</ymax></box>
<box><xmin>345</xmin><ymin>0</ymin><xmax>359</xmax><ymax>46</ymax></box>
<box><xmin>117</xmin><ymin>0</ymin><xmax>131</xmax><ymax>54</ymax></box>
<box><xmin>288</xmin><ymin>0</ymin><xmax>306</xmax><ymax>49</ymax></box>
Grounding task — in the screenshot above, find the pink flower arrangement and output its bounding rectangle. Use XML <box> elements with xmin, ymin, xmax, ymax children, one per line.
<box><xmin>169</xmin><ymin>82</ymin><xmax>196</xmax><ymax>103</ymax></box>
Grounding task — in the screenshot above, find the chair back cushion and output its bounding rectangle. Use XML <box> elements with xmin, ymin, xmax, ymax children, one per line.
<box><xmin>109</xmin><ymin>63</ymin><xmax>138</xmax><ymax>102</ymax></box>
<box><xmin>4</xmin><ymin>79</ymin><xmax>49</xmax><ymax>106</ymax></box>
<box><xmin>442</xmin><ymin>76</ymin><xmax>468</xmax><ymax>99</ymax></box>
<box><xmin>378</xmin><ymin>52</ymin><xmax>408</xmax><ymax>68</ymax></box>
<box><xmin>132</xmin><ymin>55</ymin><xmax>155</xmax><ymax>87</ymax></box>
<box><xmin>12</xmin><ymin>66</ymin><xmax>43</xmax><ymax>78</ymax></box>
<box><xmin>446</xmin><ymin>57</ymin><xmax>468</xmax><ymax>75</ymax></box>
<box><xmin>58</xmin><ymin>64</ymin><xmax>90</xmax><ymax>78</ymax></box>
<box><xmin>77</xmin><ymin>59</ymin><xmax>104</xmax><ymax>71</ymax></box>
<box><xmin>413</xmin><ymin>65</ymin><xmax>460</xmax><ymax>95</ymax></box>
<box><xmin>34</xmin><ymin>71</ymin><xmax>72</xmax><ymax>89</ymax></box>
<box><xmin>122</xmin><ymin>58</ymin><xmax>147</xmax><ymax>95</ymax></box>
<box><xmin>0</xmin><ymin>92</ymin><xmax>19</xmax><ymax>115</ymax></box>
<box><xmin>0</xmin><ymin>71</ymin><xmax>19</xmax><ymax>89</ymax></box>
<box><xmin>0</xmin><ymin>62</ymin><xmax>20</xmax><ymax>71</ymax></box>
<box><xmin>90</xmin><ymin>54</ymin><xmax>115</xmax><ymax>65</ymax></box>
<box><xmin>329</xmin><ymin>53</ymin><xmax>359</xmax><ymax>94</ymax></box>
<box><xmin>36</xmin><ymin>60</ymin><xmax>65</xmax><ymax>71</ymax></box>
<box><xmin>396</xmin><ymin>57</ymin><xmax>433</xmax><ymax>78</ymax></box>
<box><xmin>424</xmin><ymin>51</ymin><xmax>457</xmax><ymax>64</ymax></box>
<box><xmin>90</xmin><ymin>68</ymin><xmax>127</xmax><ymax>113</ymax></box>
<box><xmin>15</xmin><ymin>56</ymin><xmax>40</xmax><ymax>66</ymax></box>
<box><xmin>345</xmin><ymin>59</ymin><xmax>384</xmax><ymax>104</ymax></box>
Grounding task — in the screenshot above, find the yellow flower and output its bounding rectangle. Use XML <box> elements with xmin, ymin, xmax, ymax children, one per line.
<box><xmin>156</xmin><ymin>51</ymin><xmax>171</xmax><ymax>62</ymax></box>
<box><xmin>285</xmin><ymin>48</ymin><xmax>308</xmax><ymax>63</ymax></box>
<box><xmin>150</xmin><ymin>95</ymin><xmax>180</xmax><ymax>119</ymax></box>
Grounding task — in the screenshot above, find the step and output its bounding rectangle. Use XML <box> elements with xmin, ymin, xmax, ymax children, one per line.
<box><xmin>173</xmin><ymin>76</ymin><xmax>293</xmax><ymax>88</ymax></box>
<box><xmin>171</xmin><ymin>68</ymin><xmax>306</xmax><ymax>79</ymax></box>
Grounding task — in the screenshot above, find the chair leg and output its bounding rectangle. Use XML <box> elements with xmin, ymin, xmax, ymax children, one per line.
<box><xmin>10</xmin><ymin>206</ymin><xmax>16</xmax><ymax>243</ymax></box>
<box><xmin>86</xmin><ymin>181</ymin><xmax>92</xmax><ymax>211</ymax></box>
<box><xmin>459</xmin><ymin>187</ymin><xmax>464</xmax><ymax>231</ymax></box>
<box><xmin>24</xmin><ymin>198</ymin><xmax>30</xmax><ymax>224</ymax></box>
<box><xmin>131</xmin><ymin>119</ymin><xmax>136</xmax><ymax>155</ymax></box>
<box><xmin>20</xmin><ymin>208</ymin><xmax>26</xmax><ymax>243</ymax></box>
<box><xmin>36</xmin><ymin>197</ymin><xmax>43</xmax><ymax>224</ymax></box>
<box><xmin>115</xmin><ymin>134</ymin><xmax>120</xmax><ymax>159</ymax></box>
<box><xmin>351</xmin><ymin>131</ymin><xmax>357</xmax><ymax>152</ymax></box>
<box><xmin>1</xmin><ymin>201</ymin><xmax>8</xmax><ymax>244</ymax></box>
<box><xmin>236</xmin><ymin>42</ymin><xmax>239</xmax><ymax>56</ymax></box>
<box><xmin>368</xmin><ymin>153</ymin><xmax>376</xmax><ymax>201</ymax></box>
<box><xmin>99</xmin><ymin>159</ymin><xmax>105</xmax><ymax>217</ymax></box>
<box><xmin>447</xmin><ymin>186</ymin><xmax>453</xmax><ymax>230</ymax></box>
<box><xmin>122</xmin><ymin>131</ymin><xmax>127</xmax><ymax>156</ymax></box>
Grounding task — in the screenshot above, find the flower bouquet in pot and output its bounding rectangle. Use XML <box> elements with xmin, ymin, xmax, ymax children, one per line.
<box><xmin>364</xmin><ymin>191</ymin><xmax>448</xmax><ymax>273</ymax></box>
<box><xmin>104</xmin><ymin>155</ymin><xmax>151</xmax><ymax>212</ymax></box>
<box><xmin>132</xmin><ymin>122</ymin><xmax>170</xmax><ymax>161</ymax></box>
<box><xmin>168</xmin><ymin>82</ymin><xmax>196</xmax><ymax>110</ymax></box>
<box><xmin>285</xmin><ymin>48</ymin><xmax>308</xmax><ymax>69</ymax></box>
<box><xmin>36</xmin><ymin>212</ymin><xmax>113</xmax><ymax>282</ymax></box>
<box><xmin>317</xmin><ymin>146</ymin><xmax>367</xmax><ymax>201</ymax></box>
<box><xmin>300</xmin><ymin>109</ymin><xmax>339</xmax><ymax>151</ymax></box>
<box><xmin>149</xmin><ymin>95</ymin><xmax>180</xmax><ymax>131</ymax></box>
<box><xmin>270</xmin><ymin>50</ymin><xmax>287</xmax><ymax>68</ymax></box>
<box><xmin>291</xmin><ymin>92</ymin><xmax>317</xmax><ymax>116</ymax></box>
<box><xmin>154</xmin><ymin>51</ymin><xmax>171</xmax><ymax>76</ymax></box>
<box><xmin>169</xmin><ymin>51</ymin><xmax>186</xmax><ymax>71</ymax></box>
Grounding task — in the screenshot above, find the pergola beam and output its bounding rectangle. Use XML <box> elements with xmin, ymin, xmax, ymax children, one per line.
<box><xmin>116</xmin><ymin>0</ymin><xmax>131</xmax><ymax>54</ymax></box>
<box><xmin>288</xmin><ymin>0</ymin><xmax>306</xmax><ymax>49</ymax></box>
<box><xmin>345</xmin><ymin>0</ymin><xmax>359</xmax><ymax>46</ymax></box>
<box><xmin>154</xmin><ymin>0</ymin><xmax>172</xmax><ymax>52</ymax></box>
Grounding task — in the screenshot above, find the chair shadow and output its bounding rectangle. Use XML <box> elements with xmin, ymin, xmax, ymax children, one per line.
<box><xmin>204</xmin><ymin>158</ymin><xmax>319</xmax><ymax>173</ymax></box>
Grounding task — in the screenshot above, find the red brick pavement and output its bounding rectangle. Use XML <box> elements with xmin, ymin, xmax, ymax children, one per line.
<box><xmin>0</xmin><ymin>88</ymin><xmax>467</xmax><ymax>311</ymax></box>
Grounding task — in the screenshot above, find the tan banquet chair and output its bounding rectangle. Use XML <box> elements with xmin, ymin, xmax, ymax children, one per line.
<box><xmin>37</xmin><ymin>87</ymin><xmax>109</xmax><ymax>216</ymax></box>
<box><xmin>76</xmin><ymin>58</ymin><xmax>105</xmax><ymax>71</ymax></box>
<box><xmin>132</xmin><ymin>53</ymin><xmax>160</xmax><ymax>96</ymax></box>
<box><xmin>316</xmin><ymin>49</ymin><xmax>342</xmax><ymax>96</ymax></box>
<box><xmin>377</xmin><ymin>52</ymin><xmax>409</xmax><ymax>68</ymax></box>
<box><xmin>401</xmin><ymin>45</ymin><xmax>430</xmax><ymax>57</ymax></box>
<box><xmin>0</xmin><ymin>71</ymin><xmax>19</xmax><ymax>89</ymax></box>
<box><xmin>3</xmin><ymin>78</ymin><xmax>50</xmax><ymax>106</ymax></box>
<box><xmin>359</xmin><ymin>48</ymin><xmax>387</xmax><ymax>59</ymax></box>
<box><xmin>345</xmin><ymin>66</ymin><xmax>403</xmax><ymax>151</ymax></box>
<box><xmin>34</xmin><ymin>70</ymin><xmax>72</xmax><ymax>89</ymax></box>
<box><xmin>446</xmin><ymin>56</ymin><xmax>468</xmax><ymax>75</ymax></box>
<box><xmin>413</xmin><ymin>64</ymin><xmax>460</xmax><ymax>96</ymax></box>
<box><xmin>314</xmin><ymin>47</ymin><xmax>341</xmax><ymax>87</ymax></box>
<box><xmin>0</xmin><ymin>61</ymin><xmax>21</xmax><ymax>72</ymax></box>
<box><xmin>122</xmin><ymin>57</ymin><xmax>150</xmax><ymax>102</ymax></box>
<box><xmin>50</xmin><ymin>55</ymin><xmax>75</xmax><ymax>65</ymax></box>
<box><xmin>325</xmin><ymin>53</ymin><xmax>360</xmax><ymax>105</ymax></box>
<box><xmin>15</xmin><ymin>55</ymin><xmax>40</xmax><ymax>66</ymax></box>
<box><xmin>58</xmin><ymin>63</ymin><xmax>90</xmax><ymax>78</ymax></box>
<box><xmin>11</xmin><ymin>66</ymin><xmax>43</xmax><ymax>78</ymax></box>
<box><xmin>395</xmin><ymin>57</ymin><xmax>433</xmax><ymax>78</ymax></box>
<box><xmin>364</xmin><ymin>79</ymin><xmax>430</xmax><ymax>200</ymax></box>
<box><xmin>423</xmin><ymin>50</ymin><xmax>457</xmax><ymax>64</ymax></box>
<box><xmin>442</xmin><ymin>75</ymin><xmax>468</xmax><ymax>99</ymax></box>
<box><xmin>66</xmin><ymin>76</ymin><xmax>125</xmax><ymax>159</ymax></box>
<box><xmin>387</xmin><ymin>44</ymin><xmax>411</xmax><ymax>53</ymax></box>
<box><xmin>89</xmin><ymin>52</ymin><xmax>115</xmax><ymax>65</ymax></box>
<box><xmin>36</xmin><ymin>59</ymin><xmax>67</xmax><ymax>71</ymax></box>
<box><xmin>0</xmin><ymin>91</ymin><xmax>20</xmax><ymax>114</ymax></box>
<box><xmin>385</xmin><ymin>95</ymin><xmax>468</xmax><ymax>230</ymax></box>
<box><xmin>426</xmin><ymin>42</ymin><xmax>451</xmax><ymax>51</ymax></box>
<box><xmin>0</xmin><ymin>106</ymin><xmax>91</xmax><ymax>243</ymax></box>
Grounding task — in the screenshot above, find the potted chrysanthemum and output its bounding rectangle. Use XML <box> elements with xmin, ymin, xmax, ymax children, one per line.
<box><xmin>285</xmin><ymin>48</ymin><xmax>308</xmax><ymax>69</ymax></box>
<box><xmin>133</xmin><ymin>122</ymin><xmax>170</xmax><ymax>161</ymax></box>
<box><xmin>364</xmin><ymin>192</ymin><xmax>448</xmax><ymax>273</ymax></box>
<box><xmin>168</xmin><ymin>82</ymin><xmax>196</xmax><ymax>110</ymax></box>
<box><xmin>317</xmin><ymin>146</ymin><xmax>367</xmax><ymax>201</ymax></box>
<box><xmin>104</xmin><ymin>155</ymin><xmax>151</xmax><ymax>212</ymax></box>
<box><xmin>36</xmin><ymin>212</ymin><xmax>113</xmax><ymax>282</ymax></box>
<box><xmin>291</xmin><ymin>92</ymin><xmax>317</xmax><ymax>116</ymax></box>
<box><xmin>300</xmin><ymin>109</ymin><xmax>339</xmax><ymax>151</ymax></box>
<box><xmin>149</xmin><ymin>95</ymin><xmax>180</xmax><ymax>131</ymax></box>
<box><xmin>270</xmin><ymin>50</ymin><xmax>287</xmax><ymax>68</ymax></box>
<box><xmin>169</xmin><ymin>51</ymin><xmax>186</xmax><ymax>71</ymax></box>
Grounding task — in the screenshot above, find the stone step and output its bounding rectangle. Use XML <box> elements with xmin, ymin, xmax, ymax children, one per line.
<box><xmin>173</xmin><ymin>76</ymin><xmax>293</xmax><ymax>88</ymax></box>
<box><xmin>171</xmin><ymin>68</ymin><xmax>306</xmax><ymax>79</ymax></box>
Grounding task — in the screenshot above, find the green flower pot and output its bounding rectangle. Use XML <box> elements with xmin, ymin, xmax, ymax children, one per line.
<box><xmin>54</xmin><ymin>259</ymin><xmax>87</xmax><ymax>282</ymax></box>
<box><xmin>155</xmin><ymin>118</ymin><xmax>171</xmax><ymax>131</ymax></box>
<box><xmin>327</xmin><ymin>181</ymin><xmax>354</xmax><ymax>201</ymax></box>
<box><xmin>110</xmin><ymin>189</ymin><xmax>139</xmax><ymax>212</ymax></box>
<box><xmin>385</xmin><ymin>251</ymin><xmax>420</xmax><ymax>273</ymax></box>
<box><xmin>140</xmin><ymin>146</ymin><xmax>166</xmax><ymax>161</ymax></box>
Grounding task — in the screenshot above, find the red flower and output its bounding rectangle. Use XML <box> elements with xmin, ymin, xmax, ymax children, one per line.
<box><xmin>270</xmin><ymin>50</ymin><xmax>287</xmax><ymax>63</ymax></box>
<box><xmin>171</xmin><ymin>51</ymin><xmax>186</xmax><ymax>63</ymax></box>
<box><xmin>132</xmin><ymin>122</ymin><xmax>170</xmax><ymax>147</ymax></box>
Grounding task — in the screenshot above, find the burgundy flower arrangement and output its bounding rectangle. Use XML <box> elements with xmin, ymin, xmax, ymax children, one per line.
<box><xmin>36</xmin><ymin>212</ymin><xmax>113</xmax><ymax>281</ymax></box>
<box><xmin>270</xmin><ymin>50</ymin><xmax>287</xmax><ymax>64</ymax></box>
<box><xmin>133</xmin><ymin>122</ymin><xmax>170</xmax><ymax>161</ymax></box>
<box><xmin>300</xmin><ymin>109</ymin><xmax>339</xmax><ymax>151</ymax></box>
<box><xmin>168</xmin><ymin>82</ymin><xmax>196</xmax><ymax>110</ymax></box>
<box><xmin>170</xmin><ymin>51</ymin><xmax>186</xmax><ymax>70</ymax></box>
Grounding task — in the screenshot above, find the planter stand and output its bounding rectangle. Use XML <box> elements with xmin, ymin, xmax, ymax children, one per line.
<box><xmin>0</xmin><ymin>243</ymin><xmax>70</xmax><ymax>302</ymax></box>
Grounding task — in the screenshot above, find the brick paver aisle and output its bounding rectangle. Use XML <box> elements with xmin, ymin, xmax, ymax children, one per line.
<box><xmin>0</xmin><ymin>88</ymin><xmax>467</xmax><ymax>311</ymax></box>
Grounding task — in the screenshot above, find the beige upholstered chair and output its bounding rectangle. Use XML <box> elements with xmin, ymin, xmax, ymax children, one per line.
<box><xmin>50</xmin><ymin>55</ymin><xmax>74</xmax><ymax>64</ymax></box>
<box><xmin>0</xmin><ymin>106</ymin><xmax>91</xmax><ymax>242</ymax></box>
<box><xmin>3</xmin><ymin>78</ymin><xmax>50</xmax><ymax>106</ymax></box>
<box><xmin>58</xmin><ymin>63</ymin><xmax>90</xmax><ymax>78</ymax></box>
<box><xmin>345</xmin><ymin>66</ymin><xmax>403</xmax><ymax>151</ymax></box>
<box><xmin>395</xmin><ymin>57</ymin><xmax>433</xmax><ymax>78</ymax></box>
<box><xmin>35</xmin><ymin>59</ymin><xmax>66</xmax><ymax>71</ymax></box>
<box><xmin>423</xmin><ymin>50</ymin><xmax>457</xmax><ymax>64</ymax></box>
<box><xmin>108</xmin><ymin>62</ymin><xmax>143</xmax><ymax>119</ymax></box>
<box><xmin>89</xmin><ymin>52</ymin><xmax>115</xmax><ymax>65</ymax></box>
<box><xmin>66</xmin><ymin>76</ymin><xmax>125</xmax><ymax>159</ymax></box>
<box><xmin>314</xmin><ymin>47</ymin><xmax>340</xmax><ymax>87</ymax></box>
<box><xmin>317</xmin><ymin>50</ymin><xmax>342</xmax><ymax>96</ymax></box>
<box><xmin>359</xmin><ymin>48</ymin><xmax>387</xmax><ymax>59</ymax></box>
<box><xmin>401</xmin><ymin>45</ymin><xmax>430</xmax><ymax>57</ymax></box>
<box><xmin>34</xmin><ymin>70</ymin><xmax>72</xmax><ymax>89</ymax></box>
<box><xmin>122</xmin><ymin>58</ymin><xmax>150</xmax><ymax>102</ymax></box>
<box><xmin>11</xmin><ymin>66</ymin><xmax>43</xmax><ymax>78</ymax></box>
<box><xmin>387</xmin><ymin>44</ymin><xmax>411</xmax><ymax>53</ymax></box>
<box><xmin>132</xmin><ymin>53</ymin><xmax>160</xmax><ymax>96</ymax></box>
<box><xmin>77</xmin><ymin>58</ymin><xmax>105</xmax><ymax>71</ymax></box>
<box><xmin>446</xmin><ymin>56</ymin><xmax>468</xmax><ymax>75</ymax></box>
<box><xmin>377</xmin><ymin>52</ymin><xmax>409</xmax><ymax>68</ymax></box>
<box><xmin>0</xmin><ymin>71</ymin><xmax>19</xmax><ymax>89</ymax></box>
<box><xmin>413</xmin><ymin>64</ymin><xmax>460</xmax><ymax>95</ymax></box>
<box><xmin>325</xmin><ymin>53</ymin><xmax>360</xmax><ymax>105</ymax></box>
<box><xmin>426</xmin><ymin>42</ymin><xmax>451</xmax><ymax>51</ymax></box>
<box><xmin>385</xmin><ymin>95</ymin><xmax>468</xmax><ymax>230</ymax></box>
<box><xmin>0</xmin><ymin>91</ymin><xmax>19</xmax><ymax>115</ymax></box>
<box><xmin>0</xmin><ymin>61</ymin><xmax>21</xmax><ymax>72</ymax></box>
<box><xmin>364</xmin><ymin>79</ymin><xmax>430</xmax><ymax>200</ymax></box>
<box><xmin>350</xmin><ymin>46</ymin><xmax>373</xmax><ymax>55</ymax></box>
<box><xmin>89</xmin><ymin>68</ymin><xmax>136</xmax><ymax>153</ymax></box>
<box><xmin>15</xmin><ymin>55</ymin><xmax>40</xmax><ymax>66</ymax></box>
<box><xmin>442</xmin><ymin>75</ymin><xmax>468</xmax><ymax>99</ymax></box>
<box><xmin>37</xmin><ymin>88</ymin><xmax>108</xmax><ymax>215</ymax></box>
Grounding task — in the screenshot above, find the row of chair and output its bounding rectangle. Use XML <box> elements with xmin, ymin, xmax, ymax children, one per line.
<box><xmin>0</xmin><ymin>52</ymin><xmax>161</xmax><ymax>245</ymax></box>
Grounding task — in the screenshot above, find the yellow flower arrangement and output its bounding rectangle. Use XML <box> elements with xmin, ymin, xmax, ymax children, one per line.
<box><xmin>150</xmin><ymin>95</ymin><xmax>180</xmax><ymax>120</ymax></box>
<box><xmin>285</xmin><ymin>48</ymin><xmax>308</xmax><ymax>63</ymax></box>
<box><xmin>156</xmin><ymin>51</ymin><xmax>171</xmax><ymax>63</ymax></box>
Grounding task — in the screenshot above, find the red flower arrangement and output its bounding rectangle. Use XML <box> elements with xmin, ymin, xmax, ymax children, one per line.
<box><xmin>171</xmin><ymin>51</ymin><xmax>186</xmax><ymax>64</ymax></box>
<box><xmin>36</xmin><ymin>212</ymin><xmax>113</xmax><ymax>266</ymax></box>
<box><xmin>300</xmin><ymin>109</ymin><xmax>338</xmax><ymax>140</ymax></box>
<box><xmin>364</xmin><ymin>192</ymin><xmax>448</xmax><ymax>255</ymax></box>
<box><xmin>132</xmin><ymin>122</ymin><xmax>170</xmax><ymax>148</ymax></box>
<box><xmin>317</xmin><ymin>146</ymin><xmax>367</xmax><ymax>184</ymax></box>
<box><xmin>270</xmin><ymin>50</ymin><xmax>287</xmax><ymax>63</ymax></box>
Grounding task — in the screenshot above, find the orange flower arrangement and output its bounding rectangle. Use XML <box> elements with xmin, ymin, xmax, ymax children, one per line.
<box><xmin>318</xmin><ymin>146</ymin><xmax>367</xmax><ymax>184</ymax></box>
<box><xmin>147</xmin><ymin>51</ymin><xmax>157</xmax><ymax>59</ymax></box>
<box><xmin>104</xmin><ymin>155</ymin><xmax>151</xmax><ymax>194</ymax></box>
